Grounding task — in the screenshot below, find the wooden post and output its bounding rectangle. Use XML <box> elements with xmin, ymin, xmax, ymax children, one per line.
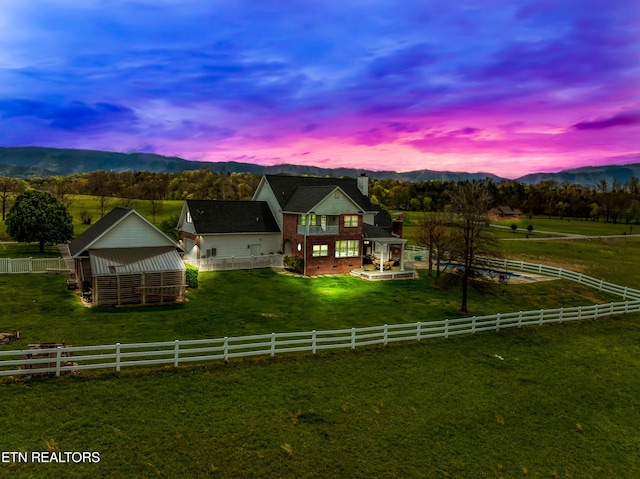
<box><xmin>518</xmin><ymin>311</ymin><xmax>523</xmax><ymax>328</ymax></box>
<box><xmin>116</xmin><ymin>343</ymin><xmax>121</xmax><ymax>372</ymax></box>
<box><xmin>312</xmin><ymin>330</ymin><xmax>317</xmax><ymax>354</ymax></box>
<box><xmin>174</xmin><ymin>339</ymin><xmax>180</xmax><ymax>367</ymax></box>
<box><xmin>55</xmin><ymin>346</ymin><xmax>62</xmax><ymax>377</ymax></box>
<box><xmin>444</xmin><ymin>319</ymin><xmax>449</xmax><ymax>338</ymax></box>
<box><xmin>495</xmin><ymin>313</ymin><xmax>500</xmax><ymax>331</ymax></box>
<box><xmin>383</xmin><ymin>324</ymin><xmax>388</xmax><ymax>346</ymax></box>
<box><xmin>416</xmin><ymin>322</ymin><xmax>422</xmax><ymax>341</ymax></box>
<box><xmin>270</xmin><ymin>333</ymin><xmax>276</xmax><ymax>357</ymax></box>
<box><xmin>351</xmin><ymin>328</ymin><xmax>356</xmax><ymax>350</ymax></box>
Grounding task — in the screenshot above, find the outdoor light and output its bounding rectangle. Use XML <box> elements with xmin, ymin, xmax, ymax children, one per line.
<box><xmin>297</xmin><ymin>243</ymin><xmax>302</xmax><ymax>251</ymax></box>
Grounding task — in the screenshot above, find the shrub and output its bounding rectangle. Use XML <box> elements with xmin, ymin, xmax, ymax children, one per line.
<box><xmin>283</xmin><ymin>255</ymin><xmax>304</xmax><ymax>274</ymax></box>
<box><xmin>185</xmin><ymin>263</ymin><xmax>199</xmax><ymax>288</ymax></box>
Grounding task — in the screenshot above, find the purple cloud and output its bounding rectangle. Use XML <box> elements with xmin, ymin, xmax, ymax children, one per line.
<box><xmin>573</xmin><ymin>112</ymin><xmax>640</xmax><ymax>130</ymax></box>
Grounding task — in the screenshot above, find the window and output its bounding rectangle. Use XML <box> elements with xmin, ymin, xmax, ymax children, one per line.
<box><xmin>186</xmin><ymin>211</ymin><xmax>192</xmax><ymax>223</ymax></box>
<box><xmin>312</xmin><ymin>244</ymin><xmax>328</xmax><ymax>257</ymax></box>
<box><xmin>300</xmin><ymin>214</ymin><xmax>317</xmax><ymax>226</ymax></box>
<box><xmin>335</xmin><ymin>240</ymin><xmax>360</xmax><ymax>258</ymax></box>
<box><xmin>343</xmin><ymin>215</ymin><xmax>358</xmax><ymax>227</ymax></box>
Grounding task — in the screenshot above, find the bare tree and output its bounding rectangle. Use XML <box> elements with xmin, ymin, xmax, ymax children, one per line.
<box><xmin>416</xmin><ymin>210</ymin><xmax>456</xmax><ymax>278</ymax></box>
<box><xmin>448</xmin><ymin>181</ymin><xmax>498</xmax><ymax>313</ymax></box>
<box><xmin>0</xmin><ymin>176</ymin><xmax>25</xmax><ymax>221</ymax></box>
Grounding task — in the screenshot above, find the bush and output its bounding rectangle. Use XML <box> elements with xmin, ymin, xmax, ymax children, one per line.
<box><xmin>185</xmin><ymin>263</ymin><xmax>199</xmax><ymax>288</ymax></box>
<box><xmin>283</xmin><ymin>255</ymin><xmax>304</xmax><ymax>274</ymax></box>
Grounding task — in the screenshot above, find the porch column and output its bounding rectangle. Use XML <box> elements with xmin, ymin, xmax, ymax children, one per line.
<box><xmin>400</xmin><ymin>242</ymin><xmax>405</xmax><ymax>272</ymax></box>
<box><xmin>379</xmin><ymin>246</ymin><xmax>384</xmax><ymax>272</ymax></box>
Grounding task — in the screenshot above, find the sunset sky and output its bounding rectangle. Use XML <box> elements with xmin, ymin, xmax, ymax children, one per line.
<box><xmin>0</xmin><ymin>0</ymin><xmax>638</xmax><ymax>178</ymax></box>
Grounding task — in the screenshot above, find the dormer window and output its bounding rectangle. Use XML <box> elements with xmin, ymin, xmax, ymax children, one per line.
<box><xmin>186</xmin><ymin>211</ymin><xmax>192</xmax><ymax>223</ymax></box>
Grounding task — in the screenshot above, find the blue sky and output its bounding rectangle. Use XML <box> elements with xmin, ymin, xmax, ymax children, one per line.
<box><xmin>0</xmin><ymin>0</ymin><xmax>638</xmax><ymax>177</ymax></box>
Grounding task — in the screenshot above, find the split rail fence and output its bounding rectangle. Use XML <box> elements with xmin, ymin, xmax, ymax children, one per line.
<box><xmin>1</xmin><ymin>259</ymin><xmax>640</xmax><ymax>377</ymax></box>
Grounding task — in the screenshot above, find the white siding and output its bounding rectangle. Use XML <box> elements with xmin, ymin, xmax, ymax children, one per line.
<box><xmin>183</xmin><ymin>239</ymin><xmax>197</xmax><ymax>261</ymax></box>
<box><xmin>252</xmin><ymin>180</ymin><xmax>283</xmax><ymax>229</ymax></box>
<box><xmin>92</xmin><ymin>214</ymin><xmax>176</xmax><ymax>249</ymax></box>
<box><xmin>313</xmin><ymin>190</ymin><xmax>361</xmax><ymax>216</ymax></box>
<box><xmin>200</xmin><ymin>233</ymin><xmax>281</xmax><ymax>258</ymax></box>
<box><xmin>363</xmin><ymin>212</ymin><xmax>376</xmax><ymax>225</ymax></box>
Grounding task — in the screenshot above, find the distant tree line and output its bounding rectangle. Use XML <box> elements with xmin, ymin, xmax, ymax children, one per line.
<box><xmin>1</xmin><ymin>171</ymin><xmax>639</xmax><ymax>225</ymax></box>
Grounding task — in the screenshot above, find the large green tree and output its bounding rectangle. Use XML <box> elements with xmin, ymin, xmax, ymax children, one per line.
<box><xmin>6</xmin><ymin>190</ymin><xmax>74</xmax><ymax>252</ymax></box>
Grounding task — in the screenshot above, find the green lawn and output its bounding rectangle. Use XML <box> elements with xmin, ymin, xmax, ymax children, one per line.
<box><xmin>2</xmin><ymin>315</ymin><xmax>639</xmax><ymax>478</ymax></box>
<box><xmin>493</xmin><ymin>216</ymin><xmax>636</xmax><ymax>236</ymax></box>
<box><xmin>0</xmin><ymin>268</ymin><xmax>618</xmax><ymax>349</ymax></box>
<box><xmin>2</xmin><ymin>208</ymin><xmax>640</xmax><ymax>478</ymax></box>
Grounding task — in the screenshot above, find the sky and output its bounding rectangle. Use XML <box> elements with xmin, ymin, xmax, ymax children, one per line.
<box><xmin>0</xmin><ymin>0</ymin><xmax>638</xmax><ymax>178</ymax></box>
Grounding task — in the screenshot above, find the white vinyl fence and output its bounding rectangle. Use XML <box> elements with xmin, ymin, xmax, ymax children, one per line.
<box><xmin>0</xmin><ymin>257</ymin><xmax>67</xmax><ymax>274</ymax></box>
<box><xmin>185</xmin><ymin>254</ymin><xmax>283</xmax><ymax>272</ymax></box>
<box><xmin>2</xmin><ymin>259</ymin><xmax>640</xmax><ymax>377</ymax></box>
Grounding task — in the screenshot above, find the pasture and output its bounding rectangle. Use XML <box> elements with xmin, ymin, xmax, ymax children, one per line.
<box><xmin>1</xmin><ymin>200</ymin><xmax>640</xmax><ymax>477</ymax></box>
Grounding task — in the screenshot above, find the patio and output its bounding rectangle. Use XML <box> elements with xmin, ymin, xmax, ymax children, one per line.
<box><xmin>350</xmin><ymin>262</ymin><xmax>418</xmax><ymax>281</ymax></box>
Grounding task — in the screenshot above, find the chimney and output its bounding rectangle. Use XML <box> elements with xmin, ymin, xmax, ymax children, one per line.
<box><xmin>357</xmin><ymin>173</ymin><xmax>369</xmax><ymax>197</ymax></box>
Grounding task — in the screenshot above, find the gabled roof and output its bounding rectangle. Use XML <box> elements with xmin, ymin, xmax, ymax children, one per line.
<box><xmin>68</xmin><ymin>207</ymin><xmax>131</xmax><ymax>257</ymax></box>
<box><xmin>185</xmin><ymin>200</ymin><xmax>280</xmax><ymax>234</ymax></box>
<box><xmin>283</xmin><ymin>186</ymin><xmax>362</xmax><ymax>213</ymax></box>
<box><xmin>261</xmin><ymin>175</ymin><xmax>376</xmax><ymax>212</ymax></box>
<box><xmin>69</xmin><ymin>207</ymin><xmax>181</xmax><ymax>257</ymax></box>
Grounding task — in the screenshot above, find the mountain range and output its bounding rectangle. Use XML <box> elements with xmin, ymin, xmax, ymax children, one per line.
<box><xmin>1</xmin><ymin>146</ymin><xmax>639</xmax><ymax>186</ymax></box>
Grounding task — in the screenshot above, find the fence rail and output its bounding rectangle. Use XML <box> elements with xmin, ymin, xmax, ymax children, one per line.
<box><xmin>185</xmin><ymin>254</ymin><xmax>283</xmax><ymax>272</ymax></box>
<box><xmin>2</xmin><ymin>258</ymin><xmax>640</xmax><ymax>377</ymax></box>
<box><xmin>0</xmin><ymin>257</ymin><xmax>67</xmax><ymax>274</ymax></box>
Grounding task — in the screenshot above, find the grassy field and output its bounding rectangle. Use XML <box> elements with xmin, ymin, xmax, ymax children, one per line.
<box><xmin>2</xmin><ymin>203</ymin><xmax>640</xmax><ymax>477</ymax></box>
<box><xmin>0</xmin><ymin>268</ymin><xmax>619</xmax><ymax>349</ymax></box>
<box><xmin>2</xmin><ymin>315</ymin><xmax>639</xmax><ymax>478</ymax></box>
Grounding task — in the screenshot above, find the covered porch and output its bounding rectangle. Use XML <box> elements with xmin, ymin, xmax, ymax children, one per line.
<box><xmin>355</xmin><ymin>225</ymin><xmax>417</xmax><ymax>280</ymax></box>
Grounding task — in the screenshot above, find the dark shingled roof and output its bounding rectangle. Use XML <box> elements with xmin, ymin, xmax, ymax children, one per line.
<box><xmin>263</xmin><ymin>175</ymin><xmax>375</xmax><ymax>212</ymax></box>
<box><xmin>363</xmin><ymin>223</ymin><xmax>395</xmax><ymax>239</ymax></box>
<box><xmin>186</xmin><ymin>200</ymin><xmax>280</xmax><ymax>234</ymax></box>
<box><xmin>69</xmin><ymin>207</ymin><xmax>132</xmax><ymax>257</ymax></box>
<box><xmin>284</xmin><ymin>186</ymin><xmax>341</xmax><ymax>213</ymax></box>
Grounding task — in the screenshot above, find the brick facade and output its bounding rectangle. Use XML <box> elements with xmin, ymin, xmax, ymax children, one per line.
<box><xmin>282</xmin><ymin>213</ymin><xmax>363</xmax><ymax>275</ymax></box>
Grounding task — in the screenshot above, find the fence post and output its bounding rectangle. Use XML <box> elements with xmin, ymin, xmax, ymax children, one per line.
<box><xmin>174</xmin><ymin>339</ymin><xmax>180</xmax><ymax>367</ymax></box>
<box><xmin>599</xmin><ymin>280</ymin><xmax>603</xmax><ymax>292</ymax></box>
<box><xmin>116</xmin><ymin>343</ymin><xmax>121</xmax><ymax>372</ymax></box>
<box><xmin>623</xmin><ymin>287</ymin><xmax>628</xmax><ymax>300</ymax></box>
<box><xmin>270</xmin><ymin>333</ymin><xmax>276</xmax><ymax>357</ymax></box>
<box><xmin>416</xmin><ymin>322</ymin><xmax>422</xmax><ymax>341</ymax></box>
<box><xmin>351</xmin><ymin>328</ymin><xmax>356</xmax><ymax>350</ymax></box>
<box><xmin>8</xmin><ymin>258</ymin><xmax>11</xmax><ymax>274</ymax></box>
<box><xmin>517</xmin><ymin>311</ymin><xmax>523</xmax><ymax>328</ymax></box>
<box><xmin>610</xmin><ymin>302</ymin><xmax>614</xmax><ymax>317</ymax></box>
<box><xmin>539</xmin><ymin>309</ymin><xmax>544</xmax><ymax>325</ymax></box>
<box><xmin>55</xmin><ymin>346</ymin><xmax>62</xmax><ymax>377</ymax></box>
<box><xmin>223</xmin><ymin>337</ymin><xmax>229</xmax><ymax>362</ymax></box>
<box><xmin>594</xmin><ymin>304</ymin><xmax>599</xmax><ymax>318</ymax></box>
<box><xmin>312</xmin><ymin>330</ymin><xmax>317</xmax><ymax>354</ymax></box>
<box><xmin>578</xmin><ymin>306</ymin><xmax>582</xmax><ymax>320</ymax></box>
<box><xmin>383</xmin><ymin>324</ymin><xmax>388</xmax><ymax>347</ymax></box>
<box><xmin>29</xmin><ymin>257</ymin><xmax>33</xmax><ymax>273</ymax></box>
<box><xmin>559</xmin><ymin>308</ymin><xmax>563</xmax><ymax>324</ymax></box>
<box><xmin>495</xmin><ymin>313</ymin><xmax>500</xmax><ymax>331</ymax></box>
<box><xmin>444</xmin><ymin>319</ymin><xmax>449</xmax><ymax>338</ymax></box>
<box><xmin>471</xmin><ymin>316</ymin><xmax>476</xmax><ymax>334</ymax></box>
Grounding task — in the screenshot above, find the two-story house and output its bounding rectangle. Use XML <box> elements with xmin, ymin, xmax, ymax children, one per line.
<box><xmin>253</xmin><ymin>174</ymin><xmax>407</xmax><ymax>276</ymax></box>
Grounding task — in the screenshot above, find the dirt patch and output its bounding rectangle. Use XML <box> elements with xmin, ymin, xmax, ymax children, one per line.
<box><xmin>0</xmin><ymin>332</ymin><xmax>21</xmax><ymax>345</ymax></box>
